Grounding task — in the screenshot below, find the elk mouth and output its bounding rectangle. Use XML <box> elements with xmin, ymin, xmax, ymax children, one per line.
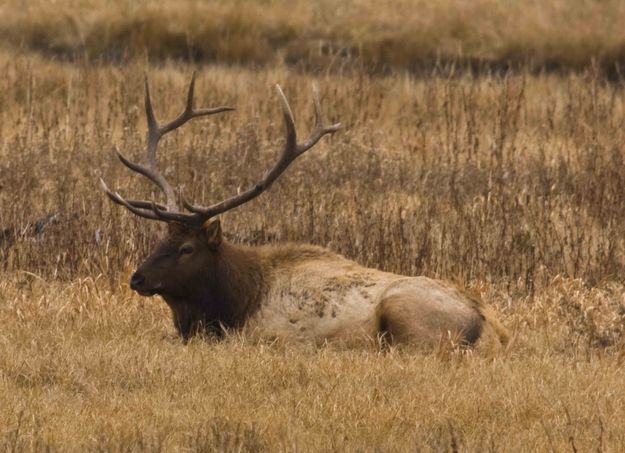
<box><xmin>129</xmin><ymin>274</ymin><xmax>163</xmax><ymax>296</ymax></box>
<box><xmin>137</xmin><ymin>281</ymin><xmax>164</xmax><ymax>296</ymax></box>
<box><xmin>134</xmin><ymin>284</ymin><xmax>164</xmax><ymax>297</ymax></box>
<box><xmin>135</xmin><ymin>288</ymin><xmax>159</xmax><ymax>297</ymax></box>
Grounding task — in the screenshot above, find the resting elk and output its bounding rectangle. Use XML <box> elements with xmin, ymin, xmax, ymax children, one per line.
<box><xmin>100</xmin><ymin>74</ymin><xmax>509</xmax><ymax>349</ymax></box>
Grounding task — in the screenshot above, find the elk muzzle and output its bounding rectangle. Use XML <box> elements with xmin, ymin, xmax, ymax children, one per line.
<box><xmin>130</xmin><ymin>271</ymin><xmax>145</xmax><ymax>290</ymax></box>
<box><xmin>129</xmin><ymin>268</ymin><xmax>164</xmax><ymax>296</ymax></box>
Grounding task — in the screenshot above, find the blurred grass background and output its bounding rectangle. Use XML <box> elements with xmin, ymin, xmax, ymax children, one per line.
<box><xmin>3</xmin><ymin>0</ymin><xmax>625</xmax><ymax>75</ymax></box>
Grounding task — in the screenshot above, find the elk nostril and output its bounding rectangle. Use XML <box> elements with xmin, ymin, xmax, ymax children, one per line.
<box><xmin>130</xmin><ymin>272</ymin><xmax>145</xmax><ymax>289</ymax></box>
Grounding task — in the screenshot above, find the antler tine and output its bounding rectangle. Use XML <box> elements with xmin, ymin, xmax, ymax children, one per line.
<box><xmin>295</xmin><ymin>83</ymin><xmax>341</xmax><ymax>155</ymax></box>
<box><xmin>158</xmin><ymin>73</ymin><xmax>236</xmax><ymax>136</ymax></box>
<box><xmin>124</xmin><ymin>199</ymin><xmax>167</xmax><ymax>211</ymax></box>
<box><xmin>99</xmin><ymin>178</ymin><xmax>163</xmax><ymax>221</ymax></box>
<box><xmin>100</xmin><ymin>178</ymin><xmax>189</xmax><ymax>223</ymax></box>
<box><xmin>312</xmin><ymin>83</ymin><xmax>323</xmax><ymax>127</ymax></box>
<box><xmin>183</xmin><ymin>84</ymin><xmax>341</xmax><ymax>222</ymax></box>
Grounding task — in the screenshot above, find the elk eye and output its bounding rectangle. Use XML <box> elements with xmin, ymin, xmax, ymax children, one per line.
<box><xmin>179</xmin><ymin>244</ymin><xmax>194</xmax><ymax>255</ymax></box>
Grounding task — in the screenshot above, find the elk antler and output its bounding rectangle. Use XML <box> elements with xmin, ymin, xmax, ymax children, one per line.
<box><xmin>100</xmin><ymin>73</ymin><xmax>234</xmax><ymax>221</ymax></box>
<box><xmin>101</xmin><ymin>78</ymin><xmax>341</xmax><ymax>227</ymax></box>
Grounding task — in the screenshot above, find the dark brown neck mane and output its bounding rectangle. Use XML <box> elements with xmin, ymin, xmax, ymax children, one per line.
<box><xmin>162</xmin><ymin>241</ymin><xmax>266</xmax><ymax>339</ymax></box>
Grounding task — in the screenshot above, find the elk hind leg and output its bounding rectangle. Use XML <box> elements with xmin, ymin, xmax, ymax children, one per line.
<box><xmin>375</xmin><ymin>294</ymin><xmax>483</xmax><ymax>348</ymax></box>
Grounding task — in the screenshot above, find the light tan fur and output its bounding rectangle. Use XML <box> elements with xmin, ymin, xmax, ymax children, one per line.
<box><xmin>236</xmin><ymin>243</ymin><xmax>508</xmax><ymax>348</ymax></box>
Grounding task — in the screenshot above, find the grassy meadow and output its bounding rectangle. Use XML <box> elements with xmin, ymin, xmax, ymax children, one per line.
<box><xmin>2</xmin><ymin>1</ymin><xmax>625</xmax><ymax>451</ymax></box>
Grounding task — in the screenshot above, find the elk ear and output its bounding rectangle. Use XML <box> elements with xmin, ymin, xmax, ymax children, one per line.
<box><xmin>204</xmin><ymin>219</ymin><xmax>222</xmax><ymax>250</ymax></box>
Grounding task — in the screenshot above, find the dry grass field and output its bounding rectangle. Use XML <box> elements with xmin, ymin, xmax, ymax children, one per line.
<box><xmin>2</xmin><ymin>1</ymin><xmax>625</xmax><ymax>451</ymax></box>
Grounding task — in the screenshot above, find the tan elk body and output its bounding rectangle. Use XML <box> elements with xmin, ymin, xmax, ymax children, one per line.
<box><xmin>101</xmin><ymin>75</ymin><xmax>508</xmax><ymax>347</ymax></box>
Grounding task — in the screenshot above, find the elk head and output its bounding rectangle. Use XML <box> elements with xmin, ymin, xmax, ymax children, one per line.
<box><xmin>100</xmin><ymin>74</ymin><xmax>340</xmax><ymax>301</ymax></box>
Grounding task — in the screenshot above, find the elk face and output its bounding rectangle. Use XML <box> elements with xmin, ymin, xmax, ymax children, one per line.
<box><xmin>130</xmin><ymin>221</ymin><xmax>222</xmax><ymax>299</ymax></box>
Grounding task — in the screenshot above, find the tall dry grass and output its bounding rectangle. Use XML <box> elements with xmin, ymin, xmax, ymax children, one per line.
<box><xmin>2</xmin><ymin>51</ymin><xmax>625</xmax><ymax>289</ymax></box>
<box><xmin>2</xmin><ymin>4</ymin><xmax>625</xmax><ymax>448</ymax></box>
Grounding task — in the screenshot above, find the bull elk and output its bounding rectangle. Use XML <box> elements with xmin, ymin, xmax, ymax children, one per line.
<box><xmin>100</xmin><ymin>74</ymin><xmax>509</xmax><ymax>348</ymax></box>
